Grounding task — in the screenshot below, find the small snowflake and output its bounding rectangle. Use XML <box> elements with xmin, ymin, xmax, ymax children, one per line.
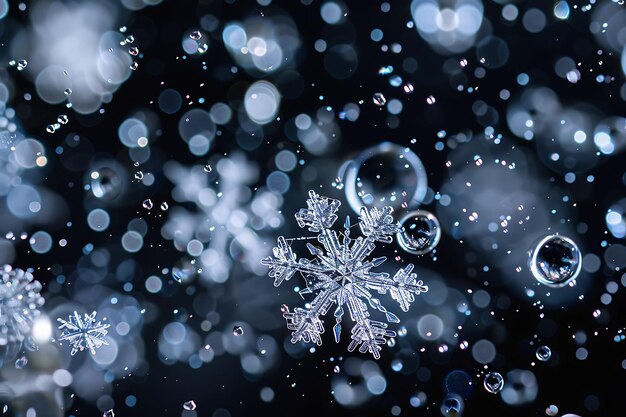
<box><xmin>57</xmin><ymin>311</ymin><xmax>110</xmax><ymax>355</ymax></box>
<box><xmin>0</xmin><ymin>265</ymin><xmax>44</xmax><ymax>347</ymax></box>
<box><xmin>262</xmin><ymin>190</ymin><xmax>428</xmax><ymax>359</ymax></box>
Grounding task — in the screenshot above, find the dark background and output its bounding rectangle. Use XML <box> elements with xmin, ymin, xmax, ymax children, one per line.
<box><xmin>3</xmin><ymin>0</ymin><xmax>626</xmax><ymax>416</ymax></box>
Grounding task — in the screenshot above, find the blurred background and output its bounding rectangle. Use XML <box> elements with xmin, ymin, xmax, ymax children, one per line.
<box><xmin>0</xmin><ymin>0</ymin><xmax>625</xmax><ymax>416</ymax></box>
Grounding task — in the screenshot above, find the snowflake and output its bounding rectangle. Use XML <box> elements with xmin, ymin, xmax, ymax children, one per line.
<box><xmin>162</xmin><ymin>152</ymin><xmax>283</xmax><ymax>284</ymax></box>
<box><xmin>262</xmin><ymin>190</ymin><xmax>428</xmax><ymax>359</ymax></box>
<box><xmin>57</xmin><ymin>311</ymin><xmax>110</xmax><ymax>355</ymax></box>
<box><xmin>0</xmin><ymin>265</ymin><xmax>44</xmax><ymax>347</ymax></box>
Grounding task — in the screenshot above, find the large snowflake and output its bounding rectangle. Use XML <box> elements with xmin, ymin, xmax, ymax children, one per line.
<box><xmin>162</xmin><ymin>152</ymin><xmax>283</xmax><ymax>284</ymax></box>
<box><xmin>262</xmin><ymin>190</ymin><xmax>428</xmax><ymax>359</ymax></box>
<box><xmin>57</xmin><ymin>311</ymin><xmax>110</xmax><ymax>355</ymax></box>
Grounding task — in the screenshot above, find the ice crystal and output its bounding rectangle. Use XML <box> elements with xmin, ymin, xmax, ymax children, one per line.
<box><xmin>162</xmin><ymin>152</ymin><xmax>283</xmax><ymax>283</ymax></box>
<box><xmin>0</xmin><ymin>265</ymin><xmax>44</xmax><ymax>347</ymax></box>
<box><xmin>57</xmin><ymin>311</ymin><xmax>110</xmax><ymax>355</ymax></box>
<box><xmin>262</xmin><ymin>190</ymin><xmax>428</xmax><ymax>359</ymax></box>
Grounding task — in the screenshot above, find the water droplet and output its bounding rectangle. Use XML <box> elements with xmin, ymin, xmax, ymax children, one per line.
<box><xmin>103</xmin><ymin>410</ymin><xmax>115</xmax><ymax>417</ymax></box>
<box><xmin>125</xmin><ymin>35</ymin><xmax>135</xmax><ymax>43</ymax></box>
<box><xmin>190</xmin><ymin>31</ymin><xmax>202</xmax><ymax>40</ymax></box>
<box><xmin>128</xmin><ymin>47</ymin><xmax>139</xmax><ymax>56</ymax></box>
<box><xmin>142</xmin><ymin>198</ymin><xmax>153</xmax><ymax>210</ymax></box>
<box><xmin>372</xmin><ymin>92</ymin><xmax>387</xmax><ymax>106</ymax></box>
<box><xmin>46</xmin><ymin>124</ymin><xmax>56</xmax><ymax>134</ymax></box>
<box><xmin>17</xmin><ymin>59</ymin><xmax>27</xmax><ymax>71</ymax></box>
<box><xmin>483</xmin><ymin>371</ymin><xmax>504</xmax><ymax>394</ymax></box>
<box><xmin>280</xmin><ymin>304</ymin><xmax>289</xmax><ymax>314</ymax></box>
<box><xmin>119</xmin><ymin>26</ymin><xmax>127</xmax><ymax>33</ymax></box>
<box><xmin>426</xmin><ymin>95</ymin><xmax>436</xmax><ymax>105</ymax></box>
<box><xmin>134</xmin><ymin>171</ymin><xmax>144</xmax><ymax>180</ymax></box>
<box><xmin>535</xmin><ymin>345</ymin><xmax>551</xmax><ymax>362</ymax></box>
<box><xmin>528</xmin><ymin>234</ymin><xmax>582</xmax><ymax>288</ymax></box>
<box><xmin>403</xmin><ymin>83</ymin><xmax>414</xmax><ymax>94</ymax></box>
<box><xmin>593</xmin><ymin>309</ymin><xmax>601</xmax><ymax>318</ymax></box>
<box><xmin>8</xmin><ymin>60</ymin><xmax>15</xmax><ymax>66</ymax></box>
<box><xmin>160</xmin><ymin>202</ymin><xmax>169</xmax><ymax>211</ymax></box>
<box><xmin>3</xmin><ymin>404</ymin><xmax>8</xmax><ymax>414</ymax></box>
<box><xmin>183</xmin><ymin>400</ymin><xmax>196</xmax><ymax>411</ymax></box>
<box><xmin>397</xmin><ymin>210</ymin><xmax>441</xmax><ymax>255</ymax></box>
<box><xmin>130</xmin><ymin>61</ymin><xmax>139</xmax><ymax>71</ymax></box>
<box><xmin>333</xmin><ymin>365</ymin><xmax>340</xmax><ymax>373</ymax></box>
<box><xmin>197</xmin><ymin>43</ymin><xmax>208</xmax><ymax>54</ymax></box>
<box><xmin>64</xmin><ymin>88</ymin><xmax>72</xmax><ymax>96</ymax></box>
<box><xmin>546</xmin><ymin>405</ymin><xmax>559</xmax><ymax>416</ymax></box>
<box><xmin>14</xmin><ymin>355</ymin><xmax>28</xmax><ymax>369</ymax></box>
<box><xmin>233</xmin><ymin>326</ymin><xmax>243</xmax><ymax>336</ymax></box>
<box><xmin>204</xmin><ymin>164</ymin><xmax>212</xmax><ymax>173</ymax></box>
<box><xmin>57</xmin><ymin>115</ymin><xmax>69</xmax><ymax>125</ymax></box>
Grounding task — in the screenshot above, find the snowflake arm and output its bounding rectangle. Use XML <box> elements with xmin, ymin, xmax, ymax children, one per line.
<box><xmin>388</xmin><ymin>264</ymin><xmax>429</xmax><ymax>312</ymax></box>
<box><xmin>359</xmin><ymin>206</ymin><xmax>400</xmax><ymax>243</ymax></box>
<box><xmin>57</xmin><ymin>311</ymin><xmax>110</xmax><ymax>355</ymax></box>
<box><xmin>295</xmin><ymin>190</ymin><xmax>340</xmax><ymax>232</ymax></box>
<box><xmin>283</xmin><ymin>288</ymin><xmax>335</xmax><ymax>346</ymax></box>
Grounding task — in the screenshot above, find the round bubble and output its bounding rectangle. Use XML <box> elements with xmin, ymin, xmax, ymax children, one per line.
<box><xmin>118</xmin><ymin>118</ymin><xmax>148</xmax><ymax>148</ymax></box>
<box><xmin>29</xmin><ymin>231</ymin><xmax>53</xmax><ymax>254</ymax></box>
<box><xmin>321</xmin><ymin>2</ymin><xmax>345</xmax><ymax>25</ymax></box>
<box><xmin>483</xmin><ymin>371</ymin><xmax>504</xmax><ymax>394</ymax></box>
<box><xmin>87</xmin><ymin>208</ymin><xmax>111</xmax><ymax>232</ymax></box>
<box><xmin>417</xmin><ymin>314</ymin><xmax>443</xmax><ymax>340</ymax></box>
<box><xmin>535</xmin><ymin>345</ymin><xmax>551</xmax><ymax>361</ymax></box>
<box><xmin>0</xmin><ymin>1</ymin><xmax>8</xmax><ymax>19</ymax></box>
<box><xmin>529</xmin><ymin>234</ymin><xmax>582</xmax><ymax>288</ymax></box>
<box><xmin>471</xmin><ymin>339</ymin><xmax>496</xmax><ymax>364</ymax></box>
<box><xmin>158</xmin><ymin>88</ymin><xmax>182</xmax><ymax>114</ymax></box>
<box><xmin>244</xmin><ymin>81</ymin><xmax>281</xmax><ymax>125</ymax></box>
<box><xmin>324</xmin><ymin>44</ymin><xmax>358</xmax><ymax>80</ymax></box>
<box><xmin>475</xmin><ymin>36</ymin><xmax>509</xmax><ymax>69</ymax></box>
<box><xmin>14</xmin><ymin>139</ymin><xmax>45</xmax><ymax>169</ymax></box>
<box><xmin>396</xmin><ymin>210</ymin><xmax>441</xmax><ymax>255</ymax></box>
<box><xmin>343</xmin><ymin>142</ymin><xmax>428</xmax><ymax>214</ymax></box>
<box><xmin>121</xmin><ymin>231</ymin><xmax>143</xmax><ymax>253</ymax></box>
<box><xmin>440</xmin><ymin>393</ymin><xmax>464</xmax><ymax>416</ymax></box>
<box><xmin>178</xmin><ymin>109</ymin><xmax>216</xmax><ymax>143</ymax></box>
<box><xmin>90</xmin><ymin>166</ymin><xmax>123</xmax><ymax>200</ymax></box>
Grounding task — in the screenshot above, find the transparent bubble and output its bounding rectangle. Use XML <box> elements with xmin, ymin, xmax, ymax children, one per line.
<box><xmin>57</xmin><ymin>115</ymin><xmax>69</xmax><ymax>124</ymax></box>
<box><xmin>397</xmin><ymin>210</ymin><xmax>441</xmax><ymax>255</ymax></box>
<box><xmin>129</xmin><ymin>47</ymin><xmax>139</xmax><ymax>56</ymax></box>
<box><xmin>183</xmin><ymin>400</ymin><xmax>197</xmax><ymax>411</ymax></box>
<box><xmin>483</xmin><ymin>371</ymin><xmax>504</xmax><ymax>394</ymax></box>
<box><xmin>529</xmin><ymin>234</ymin><xmax>582</xmax><ymax>288</ymax></box>
<box><xmin>440</xmin><ymin>393</ymin><xmax>464</xmax><ymax>416</ymax></box>
<box><xmin>333</xmin><ymin>365</ymin><xmax>340</xmax><ymax>373</ymax></box>
<box><xmin>91</xmin><ymin>167</ymin><xmax>123</xmax><ymax>200</ymax></box>
<box><xmin>190</xmin><ymin>31</ymin><xmax>202</xmax><ymax>40</ymax></box>
<box><xmin>535</xmin><ymin>345</ymin><xmax>551</xmax><ymax>362</ymax></box>
<box><xmin>343</xmin><ymin>142</ymin><xmax>428</xmax><ymax>214</ymax></box>
<box><xmin>233</xmin><ymin>326</ymin><xmax>244</xmax><ymax>336</ymax></box>
<box><xmin>172</xmin><ymin>258</ymin><xmax>195</xmax><ymax>284</ymax></box>
<box><xmin>372</xmin><ymin>92</ymin><xmax>387</xmax><ymax>106</ymax></box>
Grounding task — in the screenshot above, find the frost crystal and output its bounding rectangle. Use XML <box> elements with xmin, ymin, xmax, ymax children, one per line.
<box><xmin>57</xmin><ymin>311</ymin><xmax>110</xmax><ymax>355</ymax></box>
<box><xmin>262</xmin><ymin>190</ymin><xmax>428</xmax><ymax>359</ymax></box>
<box><xmin>0</xmin><ymin>265</ymin><xmax>44</xmax><ymax>347</ymax></box>
<box><xmin>162</xmin><ymin>152</ymin><xmax>283</xmax><ymax>283</ymax></box>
